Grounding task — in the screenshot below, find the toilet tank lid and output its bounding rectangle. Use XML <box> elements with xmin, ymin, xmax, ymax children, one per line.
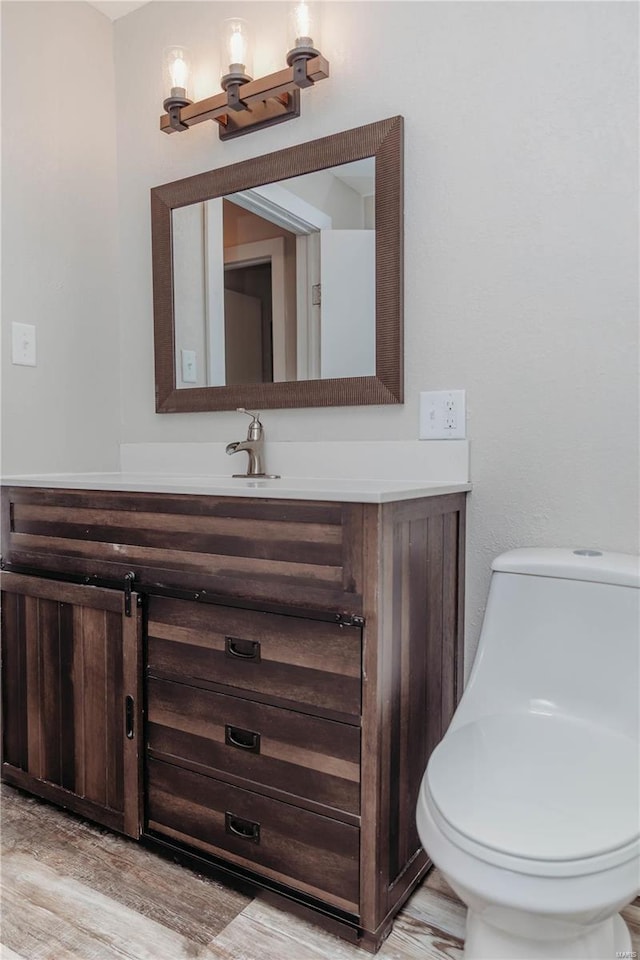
<box><xmin>492</xmin><ymin>548</ymin><xmax>640</xmax><ymax>588</ymax></box>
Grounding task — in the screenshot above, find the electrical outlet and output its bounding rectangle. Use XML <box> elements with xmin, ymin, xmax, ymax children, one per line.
<box><xmin>419</xmin><ymin>390</ymin><xmax>466</xmax><ymax>439</ymax></box>
<box><xmin>444</xmin><ymin>396</ymin><xmax>457</xmax><ymax>431</ymax></box>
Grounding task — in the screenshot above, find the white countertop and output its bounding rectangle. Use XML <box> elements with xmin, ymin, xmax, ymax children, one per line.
<box><xmin>1</xmin><ymin>472</ymin><xmax>471</xmax><ymax>504</ymax></box>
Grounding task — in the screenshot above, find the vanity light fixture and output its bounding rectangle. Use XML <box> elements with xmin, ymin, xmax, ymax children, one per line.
<box><xmin>160</xmin><ymin>1</ymin><xmax>328</xmax><ymax>141</ymax></box>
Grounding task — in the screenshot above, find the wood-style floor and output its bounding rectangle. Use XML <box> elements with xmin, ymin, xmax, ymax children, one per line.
<box><xmin>1</xmin><ymin>784</ymin><xmax>638</xmax><ymax>960</ymax></box>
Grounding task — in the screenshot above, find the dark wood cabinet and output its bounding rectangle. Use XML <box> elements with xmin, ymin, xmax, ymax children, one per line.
<box><xmin>0</xmin><ymin>571</ymin><xmax>143</xmax><ymax>838</ymax></box>
<box><xmin>1</xmin><ymin>484</ymin><xmax>466</xmax><ymax>952</ymax></box>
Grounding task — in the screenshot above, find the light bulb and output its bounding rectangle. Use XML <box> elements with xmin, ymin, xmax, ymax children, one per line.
<box><xmin>229</xmin><ymin>25</ymin><xmax>246</xmax><ymax>68</ymax></box>
<box><xmin>293</xmin><ymin>1</ymin><xmax>312</xmax><ymax>45</ymax></box>
<box><xmin>287</xmin><ymin>0</ymin><xmax>320</xmax><ymax>62</ymax></box>
<box><xmin>164</xmin><ymin>46</ymin><xmax>190</xmax><ymax>100</ymax></box>
<box><xmin>170</xmin><ymin>55</ymin><xmax>188</xmax><ymax>92</ymax></box>
<box><xmin>220</xmin><ymin>18</ymin><xmax>253</xmax><ymax>83</ymax></box>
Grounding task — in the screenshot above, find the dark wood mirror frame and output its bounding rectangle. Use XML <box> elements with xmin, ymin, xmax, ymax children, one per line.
<box><xmin>151</xmin><ymin>115</ymin><xmax>403</xmax><ymax>413</ymax></box>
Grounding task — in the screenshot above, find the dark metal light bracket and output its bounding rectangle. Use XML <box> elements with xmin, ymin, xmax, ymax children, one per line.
<box><xmin>163</xmin><ymin>95</ymin><xmax>192</xmax><ymax>132</ymax></box>
<box><xmin>160</xmin><ymin>54</ymin><xmax>328</xmax><ymax>140</ymax></box>
<box><xmin>220</xmin><ymin>88</ymin><xmax>301</xmax><ymax>140</ymax></box>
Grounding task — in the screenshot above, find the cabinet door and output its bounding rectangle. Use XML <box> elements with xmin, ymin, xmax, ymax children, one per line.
<box><xmin>0</xmin><ymin>572</ymin><xmax>142</xmax><ymax>838</ymax></box>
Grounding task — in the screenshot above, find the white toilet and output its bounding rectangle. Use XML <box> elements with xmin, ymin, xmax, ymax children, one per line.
<box><xmin>416</xmin><ymin>547</ymin><xmax>640</xmax><ymax>960</ymax></box>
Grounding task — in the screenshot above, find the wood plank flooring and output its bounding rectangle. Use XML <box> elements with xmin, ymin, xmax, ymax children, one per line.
<box><xmin>1</xmin><ymin>784</ymin><xmax>638</xmax><ymax>960</ymax></box>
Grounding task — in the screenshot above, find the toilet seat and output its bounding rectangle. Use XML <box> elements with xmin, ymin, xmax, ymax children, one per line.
<box><xmin>426</xmin><ymin>712</ymin><xmax>640</xmax><ymax>877</ymax></box>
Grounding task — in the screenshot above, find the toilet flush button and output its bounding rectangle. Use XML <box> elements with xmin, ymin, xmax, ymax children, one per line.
<box><xmin>573</xmin><ymin>549</ymin><xmax>603</xmax><ymax>557</ymax></box>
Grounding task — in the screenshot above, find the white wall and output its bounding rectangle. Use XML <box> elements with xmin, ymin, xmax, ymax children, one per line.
<box><xmin>114</xmin><ymin>1</ymin><xmax>639</xmax><ymax>662</ymax></box>
<box><xmin>1</xmin><ymin>1</ymin><xmax>121</xmax><ymax>474</ymax></box>
<box><xmin>1</xmin><ymin>2</ymin><xmax>637</xmax><ymax>668</ymax></box>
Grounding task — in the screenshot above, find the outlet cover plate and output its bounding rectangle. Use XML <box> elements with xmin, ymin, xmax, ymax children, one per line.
<box><xmin>419</xmin><ymin>390</ymin><xmax>466</xmax><ymax>440</ymax></box>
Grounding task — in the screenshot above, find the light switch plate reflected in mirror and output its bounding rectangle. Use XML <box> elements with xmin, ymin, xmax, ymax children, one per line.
<box><xmin>181</xmin><ymin>348</ymin><xmax>197</xmax><ymax>383</ymax></box>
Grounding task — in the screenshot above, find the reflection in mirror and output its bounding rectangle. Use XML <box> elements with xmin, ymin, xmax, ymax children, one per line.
<box><xmin>151</xmin><ymin>115</ymin><xmax>403</xmax><ymax>412</ymax></box>
<box><xmin>172</xmin><ymin>158</ymin><xmax>375</xmax><ymax>390</ymax></box>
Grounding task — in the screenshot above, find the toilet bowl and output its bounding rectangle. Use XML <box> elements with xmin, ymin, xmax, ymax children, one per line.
<box><xmin>416</xmin><ymin>548</ymin><xmax>640</xmax><ymax>960</ymax></box>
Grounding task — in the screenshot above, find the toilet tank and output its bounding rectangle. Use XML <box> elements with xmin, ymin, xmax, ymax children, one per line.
<box><xmin>451</xmin><ymin>548</ymin><xmax>640</xmax><ymax>739</ymax></box>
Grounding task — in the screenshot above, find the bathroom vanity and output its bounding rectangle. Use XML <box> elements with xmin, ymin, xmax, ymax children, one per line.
<box><xmin>0</xmin><ymin>476</ymin><xmax>467</xmax><ymax>951</ymax></box>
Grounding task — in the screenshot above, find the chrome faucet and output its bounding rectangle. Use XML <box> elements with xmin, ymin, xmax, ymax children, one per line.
<box><xmin>226</xmin><ymin>409</ymin><xmax>280</xmax><ymax>479</ymax></box>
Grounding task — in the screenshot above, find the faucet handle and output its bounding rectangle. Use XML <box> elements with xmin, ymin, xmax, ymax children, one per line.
<box><xmin>236</xmin><ymin>408</ymin><xmax>263</xmax><ymax>440</ymax></box>
<box><xmin>236</xmin><ymin>407</ymin><xmax>261</xmax><ymax>422</ymax></box>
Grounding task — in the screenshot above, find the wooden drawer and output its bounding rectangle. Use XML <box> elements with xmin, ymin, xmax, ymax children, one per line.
<box><xmin>147</xmin><ymin>597</ymin><xmax>362</xmax><ymax>721</ymax></box>
<box><xmin>147</xmin><ymin>758</ymin><xmax>360</xmax><ymax>913</ymax></box>
<box><xmin>2</xmin><ymin>486</ymin><xmax>364</xmax><ymax>614</ymax></box>
<box><xmin>147</xmin><ymin>677</ymin><xmax>360</xmax><ymax>819</ymax></box>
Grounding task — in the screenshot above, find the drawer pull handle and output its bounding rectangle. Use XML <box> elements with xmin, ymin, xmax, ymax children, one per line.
<box><xmin>225</xmin><ymin>636</ymin><xmax>261</xmax><ymax>662</ymax></box>
<box><xmin>225</xmin><ymin>812</ymin><xmax>260</xmax><ymax>844</ymax></box>
<box><xmin>225</xmin><ymin>724</ymin><xmax>261</xmax><ymax>753</ymax></box>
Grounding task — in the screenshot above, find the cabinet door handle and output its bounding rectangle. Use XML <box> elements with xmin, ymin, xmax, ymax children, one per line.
<box><xmin>125</xmin><ymin>696</ymin><xmax>135</xmax><ymax>739</ymax></box>
<box><xmin>225</xmin><ymin>636</ymin><xmax>261</xmax><ymax>662</ymax></box>
<box><xmin>225</xmin><ymin>812</ymin><xmax>260</xmax><ymax>843</ymax></box>
<box><xmin>225</xmin><ymin>724</ymin><xmax>261</xmax><ymax>753</ymax></box>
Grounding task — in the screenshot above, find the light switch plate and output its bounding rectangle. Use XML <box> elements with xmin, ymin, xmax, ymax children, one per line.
<box><xmin>419</xmin><ymin>390</ymin><xmax>466</xmax><ymax>439</ymax></box>
<box><xmin>181</xmin><ymin>349</ymin><xmax>197</xmax><ymax>383</ymax></box>
<box><xmin>12</xmin><ymin>322</ymin><xmax>37</xmax><ymax>366</ymax></box>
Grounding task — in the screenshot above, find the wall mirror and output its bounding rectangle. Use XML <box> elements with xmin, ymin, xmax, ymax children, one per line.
<box><xmin>151</xmin><ymin>116</ymin><xmax>403</xmax><ymax>412</ymax></box>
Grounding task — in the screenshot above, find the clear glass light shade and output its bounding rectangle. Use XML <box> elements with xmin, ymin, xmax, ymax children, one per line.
<box><xmin>164</xmin><ymin>46</ymin><xmax>191</xmax><ymax>100</ymax></box>
<box><xmin>220</xmin><ymin>19</ymin><xmax>253</xmax><ymax>81</ymax></box>
<box><xmin>289</xmin><ymin>1</ymin><xmax>319</xmax><ymax>52</ymax></box>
